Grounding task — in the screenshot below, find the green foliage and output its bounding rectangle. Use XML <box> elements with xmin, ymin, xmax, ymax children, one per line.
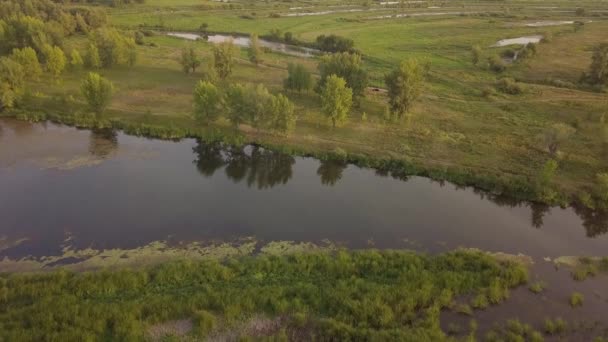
<box><xmin>569</xmin><ymin>292</ymin><xmax>584</xmax><ymax>307</ymax></box>
<box><xmin>496</xmin><ymin>77</ymin><xmax>524</xmax><ymax>95</ymax></box>
<box><xmin>586</xmin><ymin>44</ymin><xmax>608</xmax><ymax>85</ymax></box>
<box><xmin>193</xmin><ymin>80</ymin><xmax>223</xmax><ymax>123</ymax></box>
<box><xmin>284</xmin><ymin>63</ymin><xmax>312</xmax><ymax>93</ymax></box>
<box><xmin>595</xmin><ymin>173</ymin><xmax>608</xmax><ymax>208</ymax></box>
<box><xmin>471</xmin><ymin>45</ymin><xmax>482</xmax><ymax>66</ymax></box>
<box><xmin>180</xmin><ymin>46</ymin><xmax>201</xmax><ymax>74</ymax></box>
<box><xmin>0</xmin><ymin>250</ymin><xmax>527</xmax><ymax>340</ymax></box>
<box><xmin>321</xmin><ymin>74</ymin><xmax>353</xmax><ymax>128</ymax></box>
<box><xmin>89</xmin><ymin>27</ymin><xmax>137</xmax><ymax>68</ymax></box>
<box><xmin>10</xmin><ymin>47</ymin><xmax>41</xmax><ymax>79</ymax></box>
<box><xmin>134</xmin><ymin>30</ymin><xmax>145</xmax><ymax>45</ymax></box>
<box><xmin>269</xmin><ymin>93</ymin><xmax>296</xmax><ymax>134</ymax></box>
<box><xmin>543</xmin><ymin>123</ymin><xmax>575</xmax><ymax>156</ymax></box>
<box><xmin>544</xmin><ymin>317</ymin><xmax>567</xmax><ymax>335</ymax></box>
<box><xmin>317</xmin><ymin>52</ymin><xmax>368</xmax><ymax>102</ymax></box>
<box><xmin>42</xmin><ymin>44</ymin><xmax>66</xmax><ymax>78</ymax></box>
<box><xmin>192</xmin><ymin>310</ymin><xmax>216</xmax><ymax>337</ymax></box>
<box><xmin>315</xmin><ymin>34</ymin><xmax>354</xmax><ymax>53</ymax></box>
<box><xmin>528</xmin><ymin>281</ymin><xmax>546</xmax><ymax>294</ymax></box>
<box><xmin>224</xmin><ymin>83</ymin><xmax>296</xmax><ymax>133</ymax></box>
<box><xmin>70</xmin><ymin>49</ymin><xmax>84</xmax><ymax>69</ymax></box>
<box><xmin>536</xmin><ymin>159</ymin><xmax>558</xmax><ymax>201</ymax></box>
<box><xmin>488</xmin><ymin>55</ymin><xmax>507</xmax><ymax>73</ymax></box>
<box><xmin>0</xmin><ymin>56</ymin><xmax>24</xmax><ymax>109</ymax></box>
<box><xmin>486</xmin><ymin>319</ymin><xmax>543</xmax><ymax>342</ymax></box>
<box><xmin>248</xmin><ymin>33</ymin><xmax>263</xmax><ymax>65</ymax></box>
<box><xmin>471</xmin><ymin>292</ymin><xmax>489</xmax><ymax>309</ymax></box>
<box><xmin>213</xmin><ymin>39</ymin><xmax>236</xmax><ymax>79</ymax></box>
<box><xmin>85</xmin><ymin>43</ymin><xmax>101</xmax><ymax>69</ymax></box>
<box><xmin>518</xmin><ymin>43</ymin><xmax>537</xmax><ymax>60</ymax></box>
<box><xmin>80</xmin><ymin>72</ymin><xmax>114</xmax><ymax>115</ymax></box>
<box><xmin>385</xmin><ymin>58</ymin><xmax>425</xmax><ymax>118</ymax></box>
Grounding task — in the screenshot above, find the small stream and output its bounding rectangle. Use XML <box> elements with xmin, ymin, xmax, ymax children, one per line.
<box><xmin>167</xmin><ymin>32</ymin><xmax>319</xmax><ymax>58</ymax></box>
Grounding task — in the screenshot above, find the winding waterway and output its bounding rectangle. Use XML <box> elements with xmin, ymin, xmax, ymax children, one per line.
<box><xmin>0</xmin><ymin>119</ymin><xmax>607</xmax><ymax>261</ymax></box>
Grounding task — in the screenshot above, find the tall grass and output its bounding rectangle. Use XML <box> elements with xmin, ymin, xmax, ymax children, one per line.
<box><xmin>0</xmin><ymin>249</ymin><xmax>528</xmax><ymax>340</ymax></box>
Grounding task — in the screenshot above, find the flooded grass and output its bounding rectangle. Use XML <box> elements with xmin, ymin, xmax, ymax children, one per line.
<box><xmin>0</xmin><ymin>249</ymin><xmax>529</xmax><ymax>340</ymax></box>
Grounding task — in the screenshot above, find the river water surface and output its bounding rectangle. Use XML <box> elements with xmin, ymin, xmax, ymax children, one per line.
<box><xmin>1</xmin><ymin>119</ymin><xmax>607</xmax><ymax>260</ymax></box>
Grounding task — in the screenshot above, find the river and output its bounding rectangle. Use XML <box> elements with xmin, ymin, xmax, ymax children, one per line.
<box><xmin>0</xmin><ymin>119</ymin><xmax>606</xmax><ymax>261</ymax></box>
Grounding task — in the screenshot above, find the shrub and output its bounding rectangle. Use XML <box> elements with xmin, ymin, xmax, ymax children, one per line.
<box><xmin>570</xmin><ymin>292</ymin><xmax>584</xmax><ymax>307</ymax></box>
<box><xmin>496</xmin><ymin>78</ymin><xmax>524</xmax><ymax>95</ymax></box>
<box><xmin>528</xmin><ymin>281</ymin><xmax>546</xmax><ymax>294</ymax></box>
<box><xmin>488</xmin><ymin>56</ymin><xmax>506</xmax><ymax>73</ymax></box>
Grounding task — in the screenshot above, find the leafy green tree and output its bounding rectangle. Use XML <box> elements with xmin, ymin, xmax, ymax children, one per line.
<box><xmin>321</xmin><ymin>75</ymin><xmax>352</xmax><ymax>128</ymax></box>
<box><xmin>586</xmin><ymin>43</ymin><xmax>608</xmax><ymax>85</ymax></box>
<box><xmin>70</xmin><ymin>49</ymin><xmax>84</xmax><ymax>69</ymax></box>
<box><xmin>180</xmin><ymin>46</ymin><xmax>201</xmax><ymax>74</ymax></box>
<box><xmin>10</xmin><ymin>47</ymin><xmax>42</xmax><ymax>79</ymax></box>
<box><xmin>284</xmin><ymin>63</ymin><xmax>312</xmax><ymax>93</ymax></box>
<box><xmin>85</xmin><ymin>43</ymin><xmax>101</xmax><ymax>69</ymax></box>
<box><xmin>543</xmin><ymin>123</ymin><xmax>575</xmax><ymax>156</ymax></box>
<box><xmin>80</xmin><ymin>72</ymin><xmax>114</xmax><ymax>115</ymax></box>
<box><xmin>89</xmin><ymin>27</ymin><xmax>137</xmax><ymax>68</ymax></box>
<box><xmin>193</xmin><ymin>80</ymin><xmax>223</xmax><ymax>123</ymax></box>
<box><xmin>269</xmin><ymin>94</ymin><xmax>296</xmax><ymax>134</ymax></box>
<box><xmin>248</xmin><ymin>33</ymin><xmax>263</xmax><ymax>65</ymax></box>
<box><xmin>0</xmin><ymin>57</ymin><xmax>25</xmax><ymax>109</ymax></box>
<box><xmin>384</xmin><ymin>59</ymin><xmax>425</xmax><ymax>118</ymax></box>
<box><xmin>471</xmin><ymin>45</ymin><xmax>482</xmax><ymax>66</ymax></box>
<box><xmin>317</xmin><ymin>52</ymin><xmax>368</xmax><ymax>103</ymax></box>
<box><xmin>225</xmin><ymin>83</ymin><xmax>248</xmax><ymax>127</ymax></box>
<box><xmin>42</xmin><ymin>44</ymin><xmax>66</xmax><ymax>78</ymax></box>
<box><xmin>213</xmin><ymin>40</ymin><xmax>236</xmax><ymax>79</ymax></box>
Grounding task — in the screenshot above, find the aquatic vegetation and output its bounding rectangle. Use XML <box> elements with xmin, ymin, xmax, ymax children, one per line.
<box><xmin>485</xmin><ymin>318</ymin><xmax>544</xmax><ymax>342</ymax></box>
<box><xmin>570</xmin><ymin>292</ymin><xmax>584</xmax><ymax>307</ymax></box>
<box><xmin>544</xmin><ymin>317</ymin><xmax>567</xmax><ymax>335</ymax></box>
<box><xmin>528</xmin><ymin>281</ymin><xmax>546</xmax><ymax>294</ymax></box>
<box><xmin>0</xmin><ymin>249</ymin><xmax>528</xmax><ymax>340</ymax></box>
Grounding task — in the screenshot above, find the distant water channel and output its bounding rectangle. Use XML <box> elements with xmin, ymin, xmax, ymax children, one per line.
<box><xmin>167</xmin><ymin>32</ymin><xmax>319</xmax><ymax>58</ymax></box>
<box><xmin>1</xmin><ymin>119</ymin><xmax>607</xmax><ymax>259</ymax></box>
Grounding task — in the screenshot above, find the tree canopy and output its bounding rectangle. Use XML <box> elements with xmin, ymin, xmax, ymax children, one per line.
<box><xmin>384</xmin><ymin>59</ymin><xmax>425</xmax><ymax>118</ymax></box>
<box><xmin>284</xmin><ymin>63</ymin><xmax>312</xmax><ymax>93</ymax></box>
<box><xmin>80</xmin><ymin>72</ymin><xmax>114</xmax><ymax>115</ymax></box>
<box><xmin>213</xmin><ymin>40</ymin><xmax>236</xmax><ymax>79</ymax></box>
<box><xmin>193</xmin><ymin>80</ymin><xmax>223</xmax><ymax>123</ymax></box>
<box><xmin>321</xmin><ymin>74</ymin><xmax>353</xmax><ymax>128</ymax></box>
<box><xmin>317</xmin><ymin>52</ymin><xmax>368</xmax><ymax>102</ymax></box>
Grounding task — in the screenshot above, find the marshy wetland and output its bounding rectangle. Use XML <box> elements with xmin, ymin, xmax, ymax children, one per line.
<box><xmin>1</xmin><ymin>0</ymin><xmax>608</xmax><ymax>339</ymax></box>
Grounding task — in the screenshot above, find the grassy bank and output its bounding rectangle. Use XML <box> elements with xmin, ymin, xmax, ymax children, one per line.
<box><xmin>0</xmin><ymin>249</ymin><xmax>529</xmax><ymax>341</ymax></box>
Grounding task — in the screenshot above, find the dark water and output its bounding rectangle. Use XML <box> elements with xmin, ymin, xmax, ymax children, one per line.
<box><xmin>1</xmin><ymin>119</ymin><xmax>607</xmax><ymax>259</ymax></box>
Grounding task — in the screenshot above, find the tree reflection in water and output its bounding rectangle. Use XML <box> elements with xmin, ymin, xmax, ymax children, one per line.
<box><xmin>317</xmin><ymin>160</ymin><xmax>347</xmax><ymax>186</ymax></box>
<box><xmin>89</xmin><ymin>129</ymin><xmax>118</xmax><ymax>158</ymax></box>
<box><xmin>193</xmin><ymin>140</ymin><xmax>608</xmax><ymax>235</ymax></box>
<box><xmin>193</xmin><ymin>141</ymin><xmax>295</xmax><ymax>189</ymax></box>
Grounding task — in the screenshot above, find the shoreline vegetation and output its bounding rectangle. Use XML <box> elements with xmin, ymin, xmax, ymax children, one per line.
<box><xmin>0</xmin><ymin>247</ymin><xmax>532</xmax><ymax>340</ymax></box>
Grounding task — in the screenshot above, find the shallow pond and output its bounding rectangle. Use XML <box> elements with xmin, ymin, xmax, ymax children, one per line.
<box><xmin>493</xmin><ymin>35</ymin><xmax>543</xmax><ymax>47</ymax></box>
<box><xmin>166</xmin><ymin>32</ymin><xmax>318</xmax><ymax>58</ymax></box>
<box><xmin>1</xmin><ymin>119</ymin><xmax>607</xmax><ymax>261</ymax></box>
